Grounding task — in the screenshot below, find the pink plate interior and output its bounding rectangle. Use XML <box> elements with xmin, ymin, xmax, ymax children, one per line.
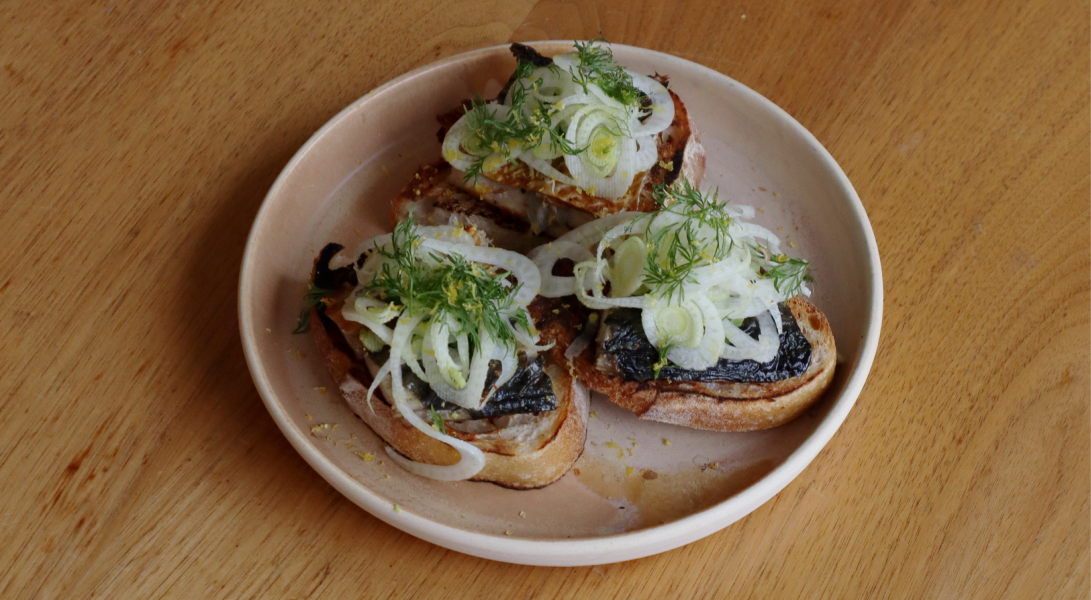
<box><xmin>239</xmin><ymin>42</ymin><xmax>882</xmax><ymax>566</ymax></box>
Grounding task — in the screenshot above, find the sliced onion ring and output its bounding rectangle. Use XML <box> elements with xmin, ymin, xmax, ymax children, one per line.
<box><xmin>386</xmin><ymin>315</ymin><xmax>486</xmax><ymax>481</ymax></box>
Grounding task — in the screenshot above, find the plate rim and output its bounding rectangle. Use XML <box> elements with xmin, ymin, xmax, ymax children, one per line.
<box><xmin>238</xmin><ymin>40</ymin><xmax>883</xmax><ymax>566</ymax></box>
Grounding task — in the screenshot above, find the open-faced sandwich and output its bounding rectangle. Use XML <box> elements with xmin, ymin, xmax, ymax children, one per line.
<box><xmin>307</xmin><ymin>215</ymin><xmax>588</xmax><ymax>488</ymax></box>
<box><xmin>435</xmin><ymin>40</ymin><xmax>705</xmax><ymax>238</ymax></box>
<box><xmin>528</xmin><ymin>180</ymin><xmax>836</xmax><ymax>432</ymax></box>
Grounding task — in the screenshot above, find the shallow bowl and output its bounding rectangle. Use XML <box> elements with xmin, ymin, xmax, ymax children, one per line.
<box><xmin>239</xmin><ymin>42</ymin><xmax>882</xmax><ymax>566</ymax></box>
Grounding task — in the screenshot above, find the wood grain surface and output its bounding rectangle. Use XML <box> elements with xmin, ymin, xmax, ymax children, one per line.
<box><xmin>1</xmin><ymin>0</ymin><xmax>1087</xmax><ymax>598</ymax></box>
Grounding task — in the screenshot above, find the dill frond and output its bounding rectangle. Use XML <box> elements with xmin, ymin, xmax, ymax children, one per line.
<box><xmin>365</xmin><ymin>215</ymin><xmax>531</xmax><ymax>351</ymax></box>
<box><xmin>293</xmin><ymin>283</ymin><xmax>333</xmax><ymax>334</ymax></box>
<box><xmin>571</xmin><ymin>37</ymin><xmax>643</xmax><ymax>107</ymax></box>
<box><xmin>751</xmin><ymin>245</ymin><xmax>813</xmax><ymax>298</ymax></box>
<box><xmin>639</xmin><ymin>179</ymin><xmax>735</xmax><ymax>303</ymax></box>
<box><xmin>634</xmin><ymin>179</ymin><xmax>812</xmax><ymax>302</ymax></box>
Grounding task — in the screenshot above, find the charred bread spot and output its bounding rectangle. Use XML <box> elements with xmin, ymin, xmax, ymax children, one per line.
<box><xmin>315</xmin><ymin>243</ymin><xmax>357</xmax><ymax>291</ymax></box>
<box><xmin>663</xmin><ymin>147</ymin><xmax>686</xmax><ymax>186</ymax></box>
<box><xmin>529</xmin><ymin>296</ymin><xmax>590</xmax><ymax>339</ymax></box>
<box><xmin>510</xmin><ymin>42</ymin><xmax>552</xmax><ymax>67</ymax></box>
<box><xmin>497</xmin><ymin>43</ymin><xmax>554</xmax><ymax>104</ymax></box>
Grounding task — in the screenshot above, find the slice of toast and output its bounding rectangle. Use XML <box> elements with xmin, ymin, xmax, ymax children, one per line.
<box><xmin>532</xmin><ymin>296</ymin><xmax>836</xmax><ymax>432</ymax></box>
<box><xmin>310</xmin><ymin>214</ymin><xmax>589</xmax><ymax>487</ymax></box>
<box><xmin>312</xmin><ymin>305</ymin><xmax>589</xmax><ymax>488</ymax></box>
<box><xmin>437</xmin><ymin>44</ymin><xmax>706</xmax><ymax>220</ymax></box>
<box><xmin>481</xmin><ymin>88</ymin><xmax>706</xmax><ymax>216</ymax></box>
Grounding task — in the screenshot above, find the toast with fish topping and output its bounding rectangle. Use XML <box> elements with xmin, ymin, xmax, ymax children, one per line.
<box><xmin>525</xmin><ymin>179</ymin><xmax>837</xmax><ymax>432</ymax></box>
<box><xmin>439</xmin><ymin>41</ymin><xmax>705</xmax><ymax>233</ymax></box>
<box><xmin>308</xmin><ymin>217</ymin><xmax>588</xmax><ymax>488</ymax></box>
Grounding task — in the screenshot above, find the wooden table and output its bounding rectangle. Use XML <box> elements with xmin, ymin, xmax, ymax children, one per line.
<box><xmin>2</xmin><ymin>1</ymin><xmax>1087</xmax><ymax>597</ymax></box>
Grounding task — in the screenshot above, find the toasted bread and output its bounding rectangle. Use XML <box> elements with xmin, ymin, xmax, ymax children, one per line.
<box><xmin>481</xmin><ymin>88</ymin><xmax>705</xmax><ymax>216</ymax></box>
<box><xmin>310</xmin><ymin>215</ymin><xmax>589</xmax><ymax>488</ymax></box>
<box><xmin>312</xmin><ymin>305</ymin><xmax>589</xmax><ymax>488</ymax></box>
<box><xmin>438</xmin><ymin>44</ymin><xmax>706</xmax><ymax>221</ymax></box>
<box><xmin>532</xmin><ymin>296</ymin><xmax>836</xmax><ymax>432</ymax></box>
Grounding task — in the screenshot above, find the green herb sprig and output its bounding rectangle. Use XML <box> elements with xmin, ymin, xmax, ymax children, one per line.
<box><xmin>637</xmin><ymin>180</ymin><xmax>735</xmax><ymax>303</ymax></box>
<box><xmin>652</xmin><ymin>342</ymin><xmax>674</xmax><ymax>379</ymax></box>
<box><xmin>461</xmin><ymin>90</ymin><xmax>584</xmax><ymax>184</ymax></box>
<box><xmin>571</xmin><ymin>37</ymin><xmax>643</xmax><ymax>107</ymax></box>
<box><xmin>365</xmin><ymin>215</ymin><xmax>531</xmax><ymax>351</ymax></box>
<box><xmin>751</xmin><ymin>246</ymin><xmax>814</xmax><ymax>298</ymax></box>
<box><xmin>628</xmin><ymin>180</ymin><xmax>812</xmax><ymax>303</ymax></box>
<box><xmin>293</xmin><ymin>283</ymin><xmax>333</xmax><ymax>334</ymax></box>
<box><xmin>457</xmin><ymin>37</ymin><xmax>640</xmax><ymax>184</ymax></box>
<box><xmin>429</xmin><ymin>405</ymin><xmax>446</xmax><ymax>433</ymax></box>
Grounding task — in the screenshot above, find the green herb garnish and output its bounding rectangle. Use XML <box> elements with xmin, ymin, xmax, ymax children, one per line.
<box><xmin>429</xmin><ymin>405</ymin><xmax>446</xmax><ymax>434</ymax></box>
<box><xmin>629</xmin><ymin>180</ymin><xmax>812</xmax><ymax>303</ymax></box>
<box><xmin>456</xmin><ymin>37</ymin><xmax>640</xmax><ymax>184</ymax></box>
<box><xmin>365</xmin><ymin>215</ymin><xmax>531</xmax><ymax>351</ymax></box>
<box><xmin>652</xmin><ymin>342</ymin><xmax>674</xmax><ymax>379</ymax></box>
<box><xmin>752</xmin><ymin>246</ymin><xmax>814</xmax><ymax>298</ymax></box>
<box><xmin>638</xmin><ymin>180</ymin><xmax>735</xmax><ymax>303</ymax></box>
<box><xmin>460</xmin><ymin>90</ymin><xmax>584</xmax><ymax>184</ymax></box>
<box><xmin>571</xmin><ymin>37</ymin><xmax>643</xmax><ymax>106</ymax></box>
<box><xmin>293</xmin><ymin>283</ymin><xmax>333</xmax><ymax>334</ymax></box>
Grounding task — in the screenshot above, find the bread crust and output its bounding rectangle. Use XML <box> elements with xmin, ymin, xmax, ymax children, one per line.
<box><xmin>533</xmin><ymin>296</ymin><xmax>836</xmax><ymax>432</ymax></box>
<box><xmin>311</xmin><ymin>300</ymin><xmax>588</xmax><ymax>489</ymax></box>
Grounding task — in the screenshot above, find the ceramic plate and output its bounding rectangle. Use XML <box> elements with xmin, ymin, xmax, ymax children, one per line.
<box><xmin>239</xmin><ymin>42</ymin><xmax>882</xmax><ymax>566</ymax></box>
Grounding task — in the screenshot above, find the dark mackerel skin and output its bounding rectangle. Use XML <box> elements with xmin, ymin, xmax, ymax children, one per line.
<box><xmin>313</xmin><ymin>243</ymin><xmax>358</xmax><ymax>291</ymax></box>
<box><xmin>602</xmin><ymin>304</ymin><xmax>812</xmax><ymax>383</ymax></box>
<box><xmin>406</xmin><ymin>354</ymin><xmax>557</xmax><ymax>419</ymax></box>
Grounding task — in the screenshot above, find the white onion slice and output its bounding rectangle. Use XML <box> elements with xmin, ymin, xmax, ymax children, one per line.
<box><xmin>421</xmin><ymin>238</ymin><xmax>541</xmax><ymax>306</ymax></box>
<box><xmin>440</xmin><ymin>118</ymin><xmax>478</xmax><ymax>172</ymax></box>
<box><xmin>631</xmin><ymin>135</ymin><xmax>658</xmax><ymax>173</ymax></box>
<box><xmin>422</xmin><ymin>331</ymin><xmax>495</xmax><ymax>410</ymax></box>
<box><xmin>365</xmin><ymin>360</ymin><xmax>392</xmax><ymax>414</ymax></box>
<box><xmin>552</xmin><ymin>211</ymin><xmax>642</xmax><ymax>247</ymax></box>
<box><xmin>628</xmin><ymin>71</ymin><xmax>674</xmax><ymax>137</ymax></box>
<box><xmin>573</xmin><ymin>261</ymin><xmax>651</xmax><ymax>310</ymax></box>
<box><xmin>528</xmin><ymin>241</ymin><xmax>595</xmax><ymax>298</ymax></box>
<box><xmin>483</xmin><ymin>342</ymin><xmax>518</xmax><ymax>404</ymax></box>
<box><xmin>341</xmin><ymin>301</ymin><xmax>395</xmax><ymax>344</ymax></box>
<box><xmin>455</xmin><ymin>332</ymin><xmax>469</xmax><ymax>371</ymax></box>
<box><xmin>386</xmin><ymin>315</ymin><xmax>487</xmax><ymax>481</ymax></box>
<box><xmin>662</xmin><ymin>296</ymin><xmax>724</xmax><ymax>370</ymax></box>
<box><xmin>564</xmin><ymin>109</ymin><xmax>638</xmax><ymax>200</ymax></box>
<box><xmin>721</xmin><ymin>309</ymin><xmax>780</xmax><ymax>363</ymax></box>
<box><xmin>520</xmin><ymin>152</ymin><xmax>580</xmax><ymax>188</ymax></box>
<box><xmin>551</xmin><ymin>52</ymin><xmax>579</xmax><ymax>72</ymax></box>
<box><xmin>428</xmin><ymin>317</ymin><xmax>466</xmax><ymax>390</ymax></box>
